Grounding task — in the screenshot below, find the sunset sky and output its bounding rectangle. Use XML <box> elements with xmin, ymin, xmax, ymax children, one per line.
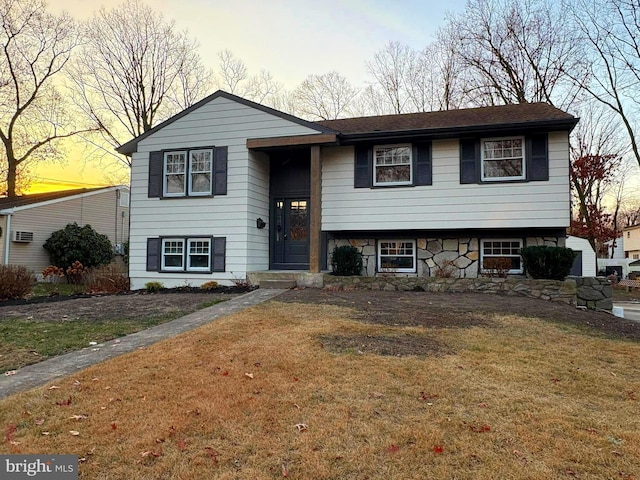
<box><xmin>27</xmin><ymin>0</ymin><xmax>467</xmax><ymax>193</ymax></box>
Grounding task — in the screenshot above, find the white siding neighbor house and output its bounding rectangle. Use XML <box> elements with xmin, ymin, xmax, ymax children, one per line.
<box><xmin>566</xmin><ymin>235</ymin><xmax>596</xmax><ymax>277</ymax></box>
<box><xmin>0</xmin><ymin>186</ymin><xmax>130</xmax><ymax>275</ymax></box>
<box><xmin>118</xmin><ymin>91</ymin><xmax>578</xmax><ymax>289</ymax></box>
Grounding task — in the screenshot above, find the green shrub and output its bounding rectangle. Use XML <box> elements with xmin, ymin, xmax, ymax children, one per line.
<box><xmin>0</xmin><ymin>265</ymin><xmax>34</xmax><ymax>301</ymax></box>
<box><xmin>43</xmin><ymin>223</ymin><xmax>114</xmax><ymax>277</ymax></box>
<box><xmin>520</xmin><ymin>246</ymin><xmax>577</xmax><ymax>280</ymax></box>
<box><xmin>145</xmin><ymin>281</ymin><xmax>164</xmax><ymax>293</ymax></box>
<box><xmin>331</xmin><ymin>245</ymin><xmax>363</xmax><ymax>276</ymax></box>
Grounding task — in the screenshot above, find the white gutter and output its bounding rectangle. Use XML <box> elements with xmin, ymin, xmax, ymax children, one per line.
<box><xmin>0</xmin><ymin>208</ymin><xmax>14</xmax><ymax>265</ymax></box>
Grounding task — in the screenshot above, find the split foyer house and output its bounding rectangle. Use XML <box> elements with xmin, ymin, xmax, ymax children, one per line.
<box><xmin>623</xmin><ymin>224</ymin><xmax>640</xmax><ymax>260</ymax></box>
<box><xmin>117</xmin><ymin>91</ymin><xmax>578</xmax><ymax>289</ymax></box>
<box><xmin>0</xmin><ymin>186</ymin><xmax>130</xmax><ymax>275</ymax></box>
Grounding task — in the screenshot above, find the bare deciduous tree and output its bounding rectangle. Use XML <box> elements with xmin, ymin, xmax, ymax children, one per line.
<box><xmin>216</xmin><ymin>50</ymin><xmax>283</xmax><ymax>106</ymax></box>
<box><xmin>70</xmin><ymin>0</ymin><xmax>212</xmax><ymax>167</ymax></box>
<box><xmin>0</xmin><ymin>0</ymin><xmax>87</xmax><ymax>197</ymax></box>
<box><xmin>292</xmin><ymin>71</ymin><xmax>359</xmax><ymax>120</ymax></box>
<box><xmin>446</xmin><ymin>0</ymin><xmax>583</xmax><ymax>107</ymax></box>
<box><xmin>366</xmin><ymin>41</ymin><xmax>413</xmax><ymax>114</ymax></box>
<box><xmin>567</xmin><ymin>0</ymin><xmax>640</xmax><ymax>168</ymax></box>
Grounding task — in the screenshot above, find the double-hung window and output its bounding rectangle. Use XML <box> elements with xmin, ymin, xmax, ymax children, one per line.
<box><xmin>481</xmin><ymin>239</ymin><xmax>523</xmax><ymax>274</ymax></box>
<box><xmin>163</xmin><ymin>149</ymin><xmax>214</xmax><ymax>197</ymax></box>
<box><xmin>161</xmin><ymin>237</ymin><xmax>211</xmax><ymax>272</ymax></box>
<box><xmin>378</xmin><ymin>240</ymin><xmax>416</xmax><ymax>273</ymax></box>
<box><xmin>164</xmin><ymin>151</ymin><xmax>187</xmax><ymax>196</ymax></box>
<box><xmin>481</xmin><ymin>137</ymin><xmax>525</xmax><ymax>181</ymax></box>
<box><xmin>374</xmin><ymin>145</ymin><xmax>412</xmax><ymax>186</ymax></box>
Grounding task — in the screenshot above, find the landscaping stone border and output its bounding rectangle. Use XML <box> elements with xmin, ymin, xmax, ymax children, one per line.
<box><xmin>323</xmin><ymin>275</ymin><xmax>612</xmax><ymax>311</ymax></box>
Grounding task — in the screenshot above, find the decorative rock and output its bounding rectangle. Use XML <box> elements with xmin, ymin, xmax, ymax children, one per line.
<box><xmin>427</xmin><ymin>240</ymin><xmax>442</xmax><ymax>254</ymax></box>
<box><xmin>433</xmin><ymin>251</ymin><xmax>460</xmax><ymax>266</ymax></box>
<box><xmin>469</xmin><ymin>238</ymin><xmax>478</xmax><ymax>251</ymax></box>
<box><xmin>417</xmin><ymin>238</ymin><xmax>427</xmax><ymax>250</ymax></box>
<box><xmin>443</xmin><ymin>239</ymin><xmax>458</xmax><ymax>251</ymax></box>
<box><xmin>467</xmin><ymin>251</ymin><xmax>479</xmax><ymax>261</ymax></box>
<box><xmin>454</xmin><ymin>256</ymin><xmax>472</xmax><ymax>269</ymax></box>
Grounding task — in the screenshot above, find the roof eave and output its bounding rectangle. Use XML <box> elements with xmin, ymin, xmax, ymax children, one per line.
<box><xmin>336</xmin><ymin>118</ymin><xmax>580</xmax><ymax>144</ymax></box>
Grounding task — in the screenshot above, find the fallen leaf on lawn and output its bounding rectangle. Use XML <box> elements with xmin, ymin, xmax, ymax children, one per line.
<box><xmin>387</xmin><ymin>444</ymin><xmax>400</xmax><ymax>453</ymax></box>
<box><xmin>73</xmin><ymin>380</ymin><xmax>81</xmax><ymax>387</ymax></box>
<box><xmin>176</xmin><ymin>438</ymin><xmax>187</xmax><ymax>451</ymax></box>
<box><xmin>69</xmin><ymin>414</ymin><xmax>88</xmax><ymax>420</ymax></box>
<box><xmin>245</xmin><ymin>373</ymin><xmax>254</xmax><ymax>379</ymax></box>
<box><xmin>56</xmin><ymin>397</ymin><xmax>72</xmax><ymax>406</ymax></box>
<box><xmin>92</xmin><ymin>378</ymin><xmax>99</xmax><ymax>381</ymax></box>
<box><xmin>611</xmin><ymin>450</ymin><xmax>623</xmax><ymax>456</ymax></box>
<box><xmin>48</xmin><ymin>385</ymin><xmax>60</xmax><ymax>390</ymax></box>
<box><xmin>282</xmin><ymin>464</ymin><xmax>289</xmax><ymax>477</ymax></box>
<box><xmin>110</xmin><ymin>422</ymin><xmax>117</xmax><ymax>430</ymax></box>
<box><xmin>41</xmin><ymin>432</ymin><xmax>50</xmax><ymax>435</ymax></box>
<box><xmin>35</xmin><ymin>419</ymin><xmax>45</xmax><ymax>426</ymax></box>
<box><xmin>69</xmin><ymin>431</ymin><xmax>80</xmax><ymax>436</ymax></box>
<box><xmin>433</xmin><ymin>445</ymin><xmax>444</xmax><ymax>454</ymax></box>
<box><xmin>477</xmin><ymin>402</ymin><xmax>488</xmax><ymax>408</ymax></box>
<box><xmin>204</xmin><ymin>447</ymin><xmax>218</xmax><ymax>463</ymax></box>
<box><xmin>610</xmin><ymin>372</ymin><xmax>617</xmax><ymax>377</ymax></box>
<box><xmin>469</xmin><ymin>423</ymin><xmax>491</xmax><ymax>433</ymax></box>
<box><xmin>4</xmin><ymin>370</ymin><xmax>17</xmax><ymax>376</ymax></box>
<box><xmin>221</xmin><ymin>371</ymin><xmax>229</xmax><ymax>376</ymax></box>
<box><xmin>9</xmin><ymin>440</ymin><xmax>21</xmax><ymax>445</ymax></box>
<box><xmin>294</xmin><ymin>423</ymin><xmax>308</xmax><ymax>432</ymax></box>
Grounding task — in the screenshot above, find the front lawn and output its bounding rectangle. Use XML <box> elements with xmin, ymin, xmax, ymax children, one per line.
<box><xmin>1</xmin><ymin>291</ymin><xmax>638</xmax><ymax>479</ymax></box>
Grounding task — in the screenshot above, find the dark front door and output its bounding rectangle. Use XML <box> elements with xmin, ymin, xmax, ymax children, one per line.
<box><xmin>272</xmin><ymin>198</ymin><xmax>309</xmax><ymax>269</ymax></box>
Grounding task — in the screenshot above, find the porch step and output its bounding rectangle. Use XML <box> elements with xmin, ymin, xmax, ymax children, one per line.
<box><xmin>260</xmin><ymin>279</ymin><xmax>297</xmax><ymax>289</ymax></box>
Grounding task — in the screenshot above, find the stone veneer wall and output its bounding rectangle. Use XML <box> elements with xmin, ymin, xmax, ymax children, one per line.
<box><xmin>323</xmin><ymin>275</ymin><xmax>612</xmax><ymax>311</ymax></box>
<box><xmin>328</xmin><ymin>236</ymin><xmax>562</xmax><ymax>278</ymax></box>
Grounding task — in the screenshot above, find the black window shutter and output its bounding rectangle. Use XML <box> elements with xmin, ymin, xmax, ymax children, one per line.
<box><xmin>214</xmin><ymin>146</ymin><xmax>228</xmax><ymax>195</ymax></box>
<box><xmin>146</xmin><ymin>238</ymin><xmax>160</xmax><ymax>271</ymax></box>
<box><xmin>460</xmin><ymin>139</ymin><xmax>480</xmax><ymax>184</ymax></box>
<box><xmin>413</xmin><ymin>142</ymin><xmax>432</xmax><ymax>186</ymax></box>
<box><xmin>212</xmin><ymin>237</ymin><xmax>226</xmax><ymax>272</ymax></box>
<box><xmin>527</xmin><ymin>134</ymin><xmax>549</xmax><ymax>181</ymax></box>
<box><xmin>148</xmin><ymin>151</ymin><xmax>163</xmax><ymax>198</ymax></box>
<box><xmin>354</xmin><ymin>145</ymin><xmax>372</xmax><ymax>188</ymax></box>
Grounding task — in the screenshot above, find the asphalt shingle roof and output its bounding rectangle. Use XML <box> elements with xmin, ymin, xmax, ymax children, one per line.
<box><xmin>317</xmin><ymin>102</ymin><xmax>576</xmax><ymax>136</ymax></box>
<box><xmin>0</xmin><ymin>187</ymin><xmax>106</xmax><ymax>210</ymax></box>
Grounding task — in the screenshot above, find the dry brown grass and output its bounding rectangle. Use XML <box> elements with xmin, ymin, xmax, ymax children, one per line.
<box><xmin>1</xmin><ymin>300</ymin><xmax>639</xmax><ymax>479</ymax></box>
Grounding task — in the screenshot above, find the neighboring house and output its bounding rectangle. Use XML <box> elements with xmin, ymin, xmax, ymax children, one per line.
<box><xmin>604</xmin><ymin>236</ymin><xmax>625</xmax><ymax>260</ymax></box>
<box><xmin>0</xmin><ymin>186</ymin><xmax>130</xmax><ymax>275</ymax></box>
<box><xmin>566</xmin><ymin>235</ymin><xmax>596</xmax><ymax>277</ymax></box>
<box><xmin>117</xmin><ymin>90</ymin><xmax>578</xmax><ymax>289</ymax></box>
<box><xmin>623</xmin><ymin>224</ymin><xmax>640</xmax><ymax>260</ymax></box>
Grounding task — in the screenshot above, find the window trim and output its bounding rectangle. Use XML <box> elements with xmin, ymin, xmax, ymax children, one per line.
<box><xmin>373</xmin><ymin>144</ymin><xmax>413</xmax><ymax>187</ymax></box>
<box><xmin>480</xmin><ymin>136</ymin><xmax>526</xmax><ymax>182</ymax></box>
<box><xmin>377</xmin><ymin>239</ymin><xmax>417</xmax><ymax>273</ymax></box>
<box><xmin>163</xmin><ymin>148</ymin><xmax>214</xmax><ymax>198</ymax></box>
<box><xmin>163</xmin><ymin>151</ymin><xmax>187</xmax><ymax>197</ymax></box>
<box><xmin>480</xmin><ymin>238</ymin><xmax>524</xmax><ymax>275</ymax></box>
<box><xmin>188</xmin><ymin>149</ymin><xmax>214</xmax><ymax>196</ymax></box>
<box><xmin>186</xmin><ymin>237</ymin><xmax>212</xmax><ymax>271</ymax></box>
<box><xmin>160</xmin><ymin>236</ymin><xmax>213</xmax><ymax>273</ymax></box>
<box><xmin>161</xmin><ymin>238</ymin><xmax>186</xmax><ymax>271</ymax></box>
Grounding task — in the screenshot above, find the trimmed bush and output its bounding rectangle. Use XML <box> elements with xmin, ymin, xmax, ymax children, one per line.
<box><xmin>200</xmin><ymin>280</ymin><xmax>220</xmax><ymax>291</ymax></box>
<box><xmin>0</xmin><ymin>265</ymin><xmax>34</xmax><ymax>301</ymax></box>
<box><xmin>331</xmin><ymin>245</ymin><xmax>363</xmax><ymax>276</ymax></box>
<box><xmin>520</xmin><ymin>246</ymin><xmax>577</xmax><ymax>280</ymax></box>
<box><xmin>145</xmin><ymin>281</ymin><xmax>164</xmax><ymax>293</ymax></box>
<box><xmin>43</xmin><ymin>223</ymin><xmax>114</xmax><ymax>277</ymax></box>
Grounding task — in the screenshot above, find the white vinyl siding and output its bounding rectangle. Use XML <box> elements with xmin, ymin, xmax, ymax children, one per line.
<box><xmin>129</xmin><ymin>95</ymin><xmax>319</xmax><ymax>288</ymax></box>
<box><xmin>321</xmin><ymin>132</ymin><xmax>570</xmax><ymax>231</ymax></box>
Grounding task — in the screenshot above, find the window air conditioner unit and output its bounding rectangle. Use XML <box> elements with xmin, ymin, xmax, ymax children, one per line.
<box><xmin>13</xmin><ymin>231</ymin><xmax>34</xmax><ymax>243</ymax></box>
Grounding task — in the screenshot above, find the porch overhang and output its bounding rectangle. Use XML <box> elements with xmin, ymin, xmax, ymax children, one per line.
<box><xmin>246</xmin><ymin>133</ymin><xmax>337</xmax><ymax>150</ymax></box>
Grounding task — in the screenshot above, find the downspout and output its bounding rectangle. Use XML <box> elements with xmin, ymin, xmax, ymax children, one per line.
<box><xmin>1</xmin><ymin>208</ymin><xmax>14</xmax><ymax>265</ymax></box>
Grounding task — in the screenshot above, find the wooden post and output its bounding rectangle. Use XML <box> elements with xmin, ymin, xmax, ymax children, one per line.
<box><xmin>310</xmin><ymin>145</ymin><xmax>322</xmax><ymax>273</ymax></box>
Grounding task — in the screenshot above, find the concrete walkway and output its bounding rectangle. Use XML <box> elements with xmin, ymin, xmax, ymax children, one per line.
<box><xmin>0</xmin><ymin>289</ymin><xmax>285</xmax><ymax>400</ymax></box>
<box><xmin>614</xmin><ymin>301</ymin><xmax>640</xmax><ymax>322</ymax></box>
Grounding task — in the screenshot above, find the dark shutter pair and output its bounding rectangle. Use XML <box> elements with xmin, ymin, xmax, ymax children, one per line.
<box><xmin>148</xmin><ymin>147</ymin><xmax>228</xmax><ymax>198</ymax></box>
<box><xmin>146</xmin><ymin>237</ymin><xmax>226</xmax><ymax>272</ymax></box>
<box><xmin>354</xmin><ymin>143</ymin><xmax>432</xmax><ymax>188</ymax></box>
<box><xmin>459</xmin><ymin>134</ymin><xmax>548</xmax><ymax>184</ymax></box>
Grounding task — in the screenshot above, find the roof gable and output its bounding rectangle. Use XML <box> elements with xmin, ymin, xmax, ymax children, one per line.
<box><xmin>116</xmin><ymin>90</ymin><xmax>336</xmax><ymax>155</ymax></box>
